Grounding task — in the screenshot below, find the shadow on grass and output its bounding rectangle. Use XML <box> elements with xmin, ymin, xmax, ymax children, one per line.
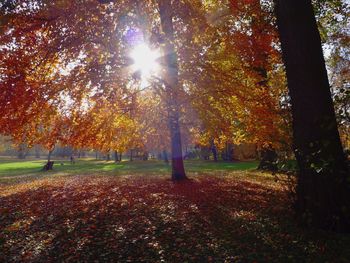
<box><xmin>1</xmin><ymin>175</ymin><xmax>349</xmax><ymax>262</ymax></box>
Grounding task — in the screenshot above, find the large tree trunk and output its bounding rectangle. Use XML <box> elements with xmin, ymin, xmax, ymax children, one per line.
<box><xmin>158</xmin><ymin>0</ymin><xmax>187</xmax><ymax>181</ymax></box>
<box><xmin>275</xmin><ymin>0</ymin><xmax>350</xmax><ymax>232</ymax></box>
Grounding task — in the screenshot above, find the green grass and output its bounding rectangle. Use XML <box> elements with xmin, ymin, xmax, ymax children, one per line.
<box><xmin>0</xmin><ymin>158</ymin><xmax>258</xmax><ymax>184</ymax></box>
<box><xmin>0</xmin><ymin>159</ymin><xmax>46</xmax><ymax>175</ymax></box>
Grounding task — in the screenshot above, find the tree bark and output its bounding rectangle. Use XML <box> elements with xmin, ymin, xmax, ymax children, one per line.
<box><xmin>158</xmin><ymin>0</ymin><xmax>187</xmax><ymax>181</ymax></box>
<box><xmin>210</xmin><ymin>140</ymin><xmax>218</xmax><ymax>162</ymax></box>
<box><xmin>47</xmin><ymin>148</ymin><xmax>54</xmax><ymax>163</ymax></box>
<box><xmin>114</xmin><ymin>150</ymin><xmax>119</xmax><ymax>162</ymax></box>
<box><xmin>275</xmin><ymin>0</ymin><xmax>350</xmax><ymax>232</ymax></box>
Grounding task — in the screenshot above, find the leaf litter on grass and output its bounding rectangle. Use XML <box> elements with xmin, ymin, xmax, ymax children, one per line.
<box><xmin>1</xmin><ymin>172</ymin><xmax>349</xmax><ymax>262</ymax></box>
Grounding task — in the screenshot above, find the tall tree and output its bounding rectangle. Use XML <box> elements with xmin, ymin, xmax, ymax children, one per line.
<box><xmin>157</xmin><ymin>0</ymin><xmax>187</xmax><ymax>181</ymax></box>
<box><xmin>275</xmin><ymin>0</ymin><xmax>350</xmax><ymax>232</ymax></box>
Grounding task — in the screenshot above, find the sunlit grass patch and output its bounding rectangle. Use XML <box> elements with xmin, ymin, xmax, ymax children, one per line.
<box><xmin>0</xmin><ymin>158</ymin><xmax>257</xmax><ymax>184</ymax></box>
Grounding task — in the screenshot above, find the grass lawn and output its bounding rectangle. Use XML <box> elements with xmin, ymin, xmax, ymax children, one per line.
<box><xmin>0</xmin><ymin>158</ymin><xmax>349</xmax><ymax>262</ymax></box>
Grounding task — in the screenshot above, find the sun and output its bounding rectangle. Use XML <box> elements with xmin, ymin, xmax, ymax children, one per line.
<box><xmin>130</xmin><ymin>44</ymin><xmax>161</xmax><ymax>79</ymax></box>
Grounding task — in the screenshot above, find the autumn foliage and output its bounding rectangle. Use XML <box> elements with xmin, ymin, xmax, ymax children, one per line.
<box><xmin>0</xmin><ymin>0</ymin><xmax>291</xmax><ymax>157</ymax></box>
<box><xmin>1</xmin><ymin>0</ymin><xmax>349</xmax><ymax>246</ymax></box>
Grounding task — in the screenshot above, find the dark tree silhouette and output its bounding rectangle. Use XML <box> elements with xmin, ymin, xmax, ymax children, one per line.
<box><xmin>275</xmin><ymin>0</ymin><xmax>350</xmax><ymax>232</ymax></box>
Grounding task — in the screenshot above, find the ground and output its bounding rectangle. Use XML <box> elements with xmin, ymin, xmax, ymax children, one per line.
<box><xmin>0</xmin><ymin>158</ymin><xmax>349</xmax><ymax>262</ymax></box>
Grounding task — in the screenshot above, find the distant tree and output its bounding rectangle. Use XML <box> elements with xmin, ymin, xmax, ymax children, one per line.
<box><xmin>17</xmin><ymin>143</ymin><xmax>28</xmax><ymax>159</ymax></box>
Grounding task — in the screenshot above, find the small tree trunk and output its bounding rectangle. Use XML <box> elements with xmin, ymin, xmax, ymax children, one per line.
<box><xmin>35</xmin><ymin>145</ymin><xmax>40</xmax><ymax>158</ymax></box>
<box><xmin>47</xmin><ymin>149</ymin><xmax>53</xmax><ymax>162</ymax></box>
<box><xmin>143</xmin><ymin>151</ymin><xmax>148</xmax><ymax>161</ymax></box>
<box><xmin>43</xmin><ymin>148</ymin><xmax>55</xmax><ymax>171</ymax></box>
<box><xmin>224</xmin><ymin>143</ymin><xmax>234</xmax><ymax>161</ymax></box>
<box><xmin>212</xmin><ymin>147</ymin><xmax>218</xmax><ymax>162</ymax></box>
<box><xmin>17</xmin><ymin>151</ymin><xmax>25</xmax><ymax>159</ymax></box>
<box><xmin>17</xmin><ymin>143</ymin><xmax>26</xmax><ymax>159</ymax></box>
<box><xmin>163</xmin><ymin>150</ymin><xmax>169</xmax><ymax>164</ymax></box>
<box><xmin>114</xmin><ymin>150</ymin><xmax>119</xmax><ymax>162</ymax></box>
<box><xmin>119</xmin><ymin>153</ymin><xmax>122</xmax><ymax>162</ymax></box>
<box><xmin>258</xmin><ymin>146</ymin><xmax>278</xmax><ymax>172</ymax></box>
<box><xmin>275</xmin><ymin>0</ymin><xmax>350</xmax><ymax>232</ymax></box>
<box><xmin>223</xmin><ymin>142</ymin><xmax>230</xmax><ymax>161</ymax></box>
<box><xmin>211</xmin><ymin>140</ymin><xmax>218</xmax><ymax>162</ymax></box>
<box><xmin>130</xmin><ymin>149</ymin><xmax>133</xmax><ymax>161</ymax></box>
